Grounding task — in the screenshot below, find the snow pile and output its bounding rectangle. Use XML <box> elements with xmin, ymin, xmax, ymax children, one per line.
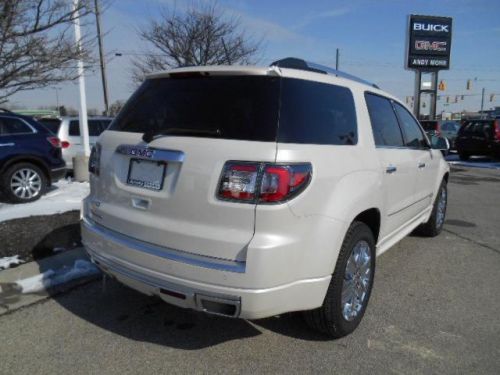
<box><xmin>15</xmin><ymin>259</ymin><xmax>99</xmax><ymax>294</ymax></box>
<box><xmin>0</xmin><ymin>180</ymin><xmax>89</xmax><ymax>222</ymax></box>
<box><xmin>0</xmin><ymin>255</ymin><xmax>24</xmax><ymax>270</ymax></box>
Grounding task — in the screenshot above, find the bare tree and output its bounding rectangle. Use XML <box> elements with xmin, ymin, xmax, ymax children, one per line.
<box><xmin>131</xmin><ymin>3</ymin><xmax>261</xmax><ymax>84</ymax></box>
<box><xmin>108</xmin><ymin>99</ymin><xmax>124</xmax><ymax>116</ymax></box>
<box><xmin>0</xmin><ymin>0</ymin><xmax>95</xmax><ymax>103</ymax></box>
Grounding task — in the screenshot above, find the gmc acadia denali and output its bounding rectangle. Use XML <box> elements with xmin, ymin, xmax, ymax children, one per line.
<box><xmin>82</xmin><ymin>58</ymin><xmax>450</xmax><ymax>338</ymax></box>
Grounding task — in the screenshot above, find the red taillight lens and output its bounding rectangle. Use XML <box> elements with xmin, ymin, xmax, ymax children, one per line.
<box><xmin>218</xmin><ymin>163</ymin><xmax>259</xmax><ymax>201</ymax></box>
<box><xmin>260</xmin><ymin>164</ymin><xmax>311</xmax><ymax>203</ymax></box>
<box><xmin>46</xmin><ymin>136</ymin><xmax>62</xmax><ymax>148</ymax></box>
<box><xmin>494</xmin><ymin>120</ymin><xmax>500</xmax><ymax>141</ymax></box>
<box><xmin>61</xmin><ymin>141</ymin><xmax>70</xmax><ymax>149</ymax></box>
<box><xmin>217</xmin><ymin>162</ymin><xmax>312</xmax><ymax>204</ymax></box>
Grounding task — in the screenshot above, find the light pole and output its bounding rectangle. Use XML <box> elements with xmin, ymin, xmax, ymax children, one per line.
<box><xmin>72</xmin><ymin>0</ymin><xmax>90</xmax><ymax>158</ymax></box>
<box><xmin>94</xmin><ymin>0</ymin><xmax>109</xmax><ymax>115</ymax></box>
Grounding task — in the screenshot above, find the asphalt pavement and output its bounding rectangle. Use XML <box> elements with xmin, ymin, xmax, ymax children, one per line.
<box><xmin>1</xmin><ymin>165</ymin><xmax>499</xmax><ymax>374</ymax></box>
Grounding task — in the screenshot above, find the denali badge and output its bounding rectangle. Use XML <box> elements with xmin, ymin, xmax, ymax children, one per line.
<box><xmin>117</xmin><ymin>145</ymin><xmax>154</xmax><ymax>159</ymax></box>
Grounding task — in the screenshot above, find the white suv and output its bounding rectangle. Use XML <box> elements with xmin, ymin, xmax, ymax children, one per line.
<box><xmin>81</xmin><ymin>58</ymin><xmax>449</xmax><ymax>338</ymax></box>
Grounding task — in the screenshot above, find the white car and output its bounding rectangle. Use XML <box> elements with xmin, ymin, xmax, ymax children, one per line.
<box><xmin>38</xmin><ymin>116</ymin><xmax>113</xmax><ymax>170</ymax></box>
<box><xmin>81</xmin><ymin>58</ymin><xmax>450</xmax><ymax>338</ymax></box>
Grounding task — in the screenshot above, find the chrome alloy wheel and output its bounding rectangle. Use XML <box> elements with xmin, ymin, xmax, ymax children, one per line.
<box><xmin>436</xmin><ymin>186</ymin><xmax>447</xmax><ymax>229</ymax></box>
<box><xmin>342</xmin><ymin>240</ymin><xmax>372</xmax><ymax>321</ymax></box>
<box><xmin>10</xmin><ymin>168</ymin><xmax>42</xmax><ymax>200</ymax></box>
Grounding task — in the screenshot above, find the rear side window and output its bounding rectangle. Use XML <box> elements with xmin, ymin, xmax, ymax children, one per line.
<box><xmin>69</xmin><ymin>120</ymin><xmax>107</xmax><ymax>136</ymax></box>
<box><xmin>365</xmin><ymin>93</ymin><xmax>404</xmax><ymax>147</ymax></box>
<box><xmin>393</xmin><ymin>103</ymin><xmax>428</xmax><ymax>148</ymax></box>
<box><xmin>278</xmin><ymin>79</ymin><xmax>357</xmax><ymax>145</ymax></box>
<box><xmin>0</xmin><ymin>117</ymin><xmax>34</xmax><ymax>135</ymax></box>
<box><xmin>110</xmin><ymin>76</ymin><xmax>280</xmax><ymax>142</ymax></box>
<box><xmin>38</xmin><ymin>118</ymin><xmax>61</xmax><ymax>134</ymax></box>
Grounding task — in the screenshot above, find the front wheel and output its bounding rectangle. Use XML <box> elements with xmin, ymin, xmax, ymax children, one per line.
<box><xmin>416</xmin><ymin>180</ymin><xmax>447</xmax><ymax>237</ymax></box>
<box><xmin>303</xmin><ymin>221</ymin><xmax>376</xmax><ymax>338</ymax></box>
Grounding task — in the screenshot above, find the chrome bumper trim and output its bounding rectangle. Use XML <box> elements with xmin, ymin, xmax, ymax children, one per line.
<box><xmin>82</xmin><ymin>217</ymin><xmax>246</xmax><ymax>273</ymax></box>
<box><xmin>86</xmin><ymin>247</ymin><xmax>241</xmax><ymax>317</ymax></box>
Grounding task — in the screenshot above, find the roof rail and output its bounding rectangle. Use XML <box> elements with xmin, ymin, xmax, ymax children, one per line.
<box><xmin>270</xmin><ymin>57</ymin><xmax>380</xmax><ymax>89</ymax></box>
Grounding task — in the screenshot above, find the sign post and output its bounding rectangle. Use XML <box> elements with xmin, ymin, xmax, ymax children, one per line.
<box><xmin>406</xmin><ymin>15</ymin><xmax>453</xmax><ymax>120</ymax></box>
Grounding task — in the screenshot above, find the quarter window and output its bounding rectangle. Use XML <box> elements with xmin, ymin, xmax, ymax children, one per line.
<box><xmin>365</xmin><ymin>93</ymin><xmax>404</xmax><ymax>147</ymax></box>
<box><xmin>278</xmin><ymin>79</ymin><xmax>358</xmax><ymax>145</ymax></box>
<box><xmin>0</xmin><ymin>117</ymin><xmax>34</xmax><ymax>135</ymax></box>
<box><xmin>393</xmin><ymin>103</ymin><xmax>428</xmax><ymax>148</ymax></box>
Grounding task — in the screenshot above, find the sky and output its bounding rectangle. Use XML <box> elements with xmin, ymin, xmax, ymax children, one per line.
<box><xmin>8</xmin><ymin>0</ymin><xmax>500</xmax><ymax>115</ymax></box>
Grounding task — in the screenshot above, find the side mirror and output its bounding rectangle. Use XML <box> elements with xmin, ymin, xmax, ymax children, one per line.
<box><xmin>429</xmin><ymin>135</ymin><xmax>450</xmax><ymax>156</ymax></box>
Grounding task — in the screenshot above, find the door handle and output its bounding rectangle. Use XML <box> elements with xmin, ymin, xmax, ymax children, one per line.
<box><xmin>0</xmin><ymin>143</ymin><xmax>15</xmax><ymax>147</ymax></box>
<box><xmin>386</xmin><ymin>165</ymin><xmax>397</xmax><ymax>174</ymax></box>
<box><xmin>418</xmin><ymin>162</ymin><xmax>426</xmax><ymax>169</ymax></box>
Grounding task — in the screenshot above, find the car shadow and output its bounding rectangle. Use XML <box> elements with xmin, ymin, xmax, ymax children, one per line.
<box><xmin>45</xmin><ymin>272</ymin><xmax>331</xmax><ymax>349</ymax></box>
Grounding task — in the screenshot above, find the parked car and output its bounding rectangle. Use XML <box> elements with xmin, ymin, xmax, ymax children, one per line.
<box><xmin>37</xmin><ymin>116</ymin><xmax>113</xmax><ymax>170</ymax></box>
<box><xmin>455</xmin><ymin>118</ymin><xmax>500</xmax><ymax>160</ymax></box>
<box><xmin>420</xmin><ymin>120</ymin><xmax>460</xmax><ymax>148</ymax></box>
<box><xmin>81</xmin><ymin>58</ymin><xmax>450</xmax><ymax>338</ymax></box>
<box><xmin>0</xmin><ymin>110</ymin><xmax>66</xmax><ymax>203</ymax></box>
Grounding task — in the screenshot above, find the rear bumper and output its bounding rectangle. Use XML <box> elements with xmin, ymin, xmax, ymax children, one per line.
<box><xmin>81</xmin><ymin>216</ymin><xmax>331</xmax><ymax>319</ymax></box>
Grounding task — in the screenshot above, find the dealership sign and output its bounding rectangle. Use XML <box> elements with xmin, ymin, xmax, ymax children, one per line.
<box><xmin>406</xmin><ymin>15</ymin><xmax>453</xmax><ymax>70</ymax></box>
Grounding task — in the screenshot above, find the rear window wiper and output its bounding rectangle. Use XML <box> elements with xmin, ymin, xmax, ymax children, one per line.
<box><xmin>142</xmin><ymin>128</ymin><xmax>222</xmax><ymax>143</ymax></box>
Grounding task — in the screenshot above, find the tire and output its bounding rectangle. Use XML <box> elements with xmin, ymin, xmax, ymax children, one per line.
<box><xmin>303</xmin><ymin>221</ymin><xmax>376</xmax><ymax>338</ymax></box>
<box><xmin>1</xmin><ymin>162</ymin><xmax>47</xmax><ymax>203</ymax></box>
<box><xmin>416</xmin><ymin>180</ymin><xmax>447</xmax><ymax>237</ymax></box>
<box><xmin>458</xmin><ymin>152</ymin><xmax>469</xmax><ymax>161</ymax></box>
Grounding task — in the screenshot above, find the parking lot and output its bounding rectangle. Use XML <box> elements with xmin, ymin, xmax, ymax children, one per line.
<box><xmin>1</xmin><ymin>165</ymin><xmax>499</xmax><ymax>374</ymax></box>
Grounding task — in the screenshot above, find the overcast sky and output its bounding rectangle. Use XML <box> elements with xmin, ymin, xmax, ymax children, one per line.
<box><xmin>8</xmin><ymin>0</ymin><xmax>500</xmax><ymax>114</ymax></box>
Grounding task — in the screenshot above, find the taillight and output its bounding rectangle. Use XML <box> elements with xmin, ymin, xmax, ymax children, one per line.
<box><xmin>89</xmin><ymin>144</ymin><xmax>101</xmax><ymax>176</ymax></box>
<box><xmin>46</xmin><ymin>136</ymin><xmax>62</xmax><ymax>148</ymax></box>
<box><xmin>218</xmin><ymin>162</ymin><xmax>259</xmax><ymax>201</ymax></box>
<box><xmin>217</xmin><ymin>162</ymin><xmax>312</xmax><ymax>204</ymax></box>
<box><xmin>61</xmin><ymin>141</ymin><xmax>70</xmax><ymax>149</ymax></box>
<box><xmin>494</xmin><ymin>120</ymin><xmax>500</xmax><ymax>141</ymax></box>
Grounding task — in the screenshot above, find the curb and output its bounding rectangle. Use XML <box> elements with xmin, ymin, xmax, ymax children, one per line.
<box><xmin>0</xmin><ymin>248</ymin><xmax>100</xmax><ymax>316</ymax></box>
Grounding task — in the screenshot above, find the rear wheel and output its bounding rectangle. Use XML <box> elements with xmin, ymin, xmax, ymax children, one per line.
<box><xmin>303</xmin><ymin>221</ymin><xmax>375</xmax><ymax>338</ymax></box>
<box><xmin>1</xmin><ymin>163</ymin><xmax>47</xmax><ymax>203</ymax></box>
<box><xmin>416</xmin><ymin>180</ymin><xmax>447</xmax><ymax>237</ymax></box>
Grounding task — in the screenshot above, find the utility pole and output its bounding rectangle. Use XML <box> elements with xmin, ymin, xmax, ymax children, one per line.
<box><xmin>480</xmin><ymin>87</ymin><xmax>485</xmax><ymax>118</ymax></box>
<box><xmin>335</xmin><ymin>48</ymin><xmax>340</xmax><ymax>70</ymax></box>
<box><xmin>94</xmin><ymin>0</ymin><xmax>109</xmax><ymax>116</ymax></box>
<box><xmin>72</xmin><ymin>0</ymin><xmax>90</xmax><ymax>158</ymax></box>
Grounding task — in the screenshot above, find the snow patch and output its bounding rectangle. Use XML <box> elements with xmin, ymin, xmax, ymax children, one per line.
<box><xmin>0</xmin><ymin>180</ymin><xmax>89</xmax><ymax>222</ymax></box>
<box><xmin>0</xmin><ymin>255</ymin><xmax>24</xmax><ymax>270</ymax></box>
<box><xmin>15</xmin><ymin>259</ymin><xmax>99</xmax><ymax>294</ymax></box>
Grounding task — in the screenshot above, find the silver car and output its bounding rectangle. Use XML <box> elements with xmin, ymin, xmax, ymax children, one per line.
<box><xmin>38</xmin><ymin>116</ymin><xmax>113</xmax><ymax>170</ymax></box>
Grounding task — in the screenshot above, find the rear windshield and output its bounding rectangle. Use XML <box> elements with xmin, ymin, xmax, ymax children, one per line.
<box><xmin>460</xmin><ymin>120</ymin><xmax>493</xmax><ymax>135</ymax></box>
<box><xmin>110</xmin><ymin>76</ymin><xmax>280</xmax><ymax>142</ymax></box>
<box><xmin>38</xmin><ymin>118</ymin><xmax>61</xmax><ymax>134</ymax></box>
<box><xmin>69</xmin><ymin>119</ymin><xmax>112</xmax><ymax>136</ymax></box>
<box><xmin>419</xmin><ymin>121</ymin><xmax>438</xmax><ymax>131</ymax></box>
<box><xmin>110</xmin><ymin>75</ymin><xmax>357</xmax><ymax>145</ymax></box>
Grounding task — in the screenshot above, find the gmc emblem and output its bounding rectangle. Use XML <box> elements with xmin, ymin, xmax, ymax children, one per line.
<box><xmin>415</xmin><ymin>40</ymin><xmax>447</xmax><ymax>52</ymax></box>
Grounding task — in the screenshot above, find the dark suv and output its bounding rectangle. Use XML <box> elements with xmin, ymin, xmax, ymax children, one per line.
<box><xmin>0</xmin><ymin>111</ymin><xmax>66</xmax><ymax>203</ymax></box>
<box><xmin>455</xmin><ymin>119</ymin><xmax>500</xmax><ymax>160</ymax></box>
